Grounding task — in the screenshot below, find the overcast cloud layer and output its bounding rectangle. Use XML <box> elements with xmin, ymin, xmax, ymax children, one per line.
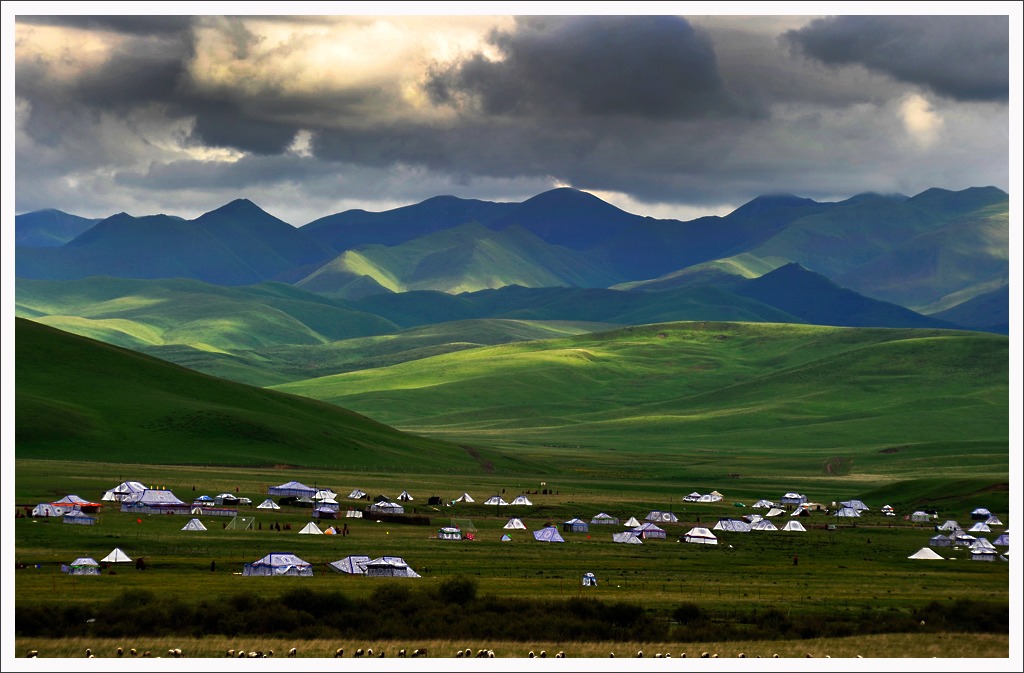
<box><xmin>7</xmin><ymin>7</ymin><xmax>1018</xmax><ymax>225</ymax></box>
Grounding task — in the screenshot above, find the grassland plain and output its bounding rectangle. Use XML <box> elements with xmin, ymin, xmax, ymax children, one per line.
<box><xmin>11</xmin><ymin>317</ymin><xmax>1010</xmax><ymax>661</ymax></box>
<box><xmin>12</xmin><ymin>459</ymin><xmax>1010</xmax><ymax>660</ymax></box>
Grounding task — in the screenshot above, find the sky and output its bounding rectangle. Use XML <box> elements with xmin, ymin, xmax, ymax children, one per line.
<box><xmin>4</xmin><ymin>2</ymin><xmax>1020</xmax><ymax>226</ymax></box>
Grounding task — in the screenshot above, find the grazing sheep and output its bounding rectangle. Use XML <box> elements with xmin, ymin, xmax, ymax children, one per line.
<box><xmin>27</xmin><ymin>651</ymin><xmax>38</xmax><ymax>658</ymax></box>
<box><xmin>700</xmin><ymin>652</ymin><xmax>709</xmax><ymax>658</ymax></box>
<box><xmin>288</xmin><ymin>647</ymin><xmax>297</xmax><ymax>658</ymax></box>
<box><xmin>168</xmin><ymin>649</ymin><xmax>176</xmax><ymax>658</ymax></box>
<box><xmin>476</xmin><ymin>649</ymin><xmax>486</xmax><ymax>658</ymax></box>
<box><xmin>539</xmin><ymin>650</ymin><xmax>547</xmax><ymax>658</ymax></box>
<box><xmin>367</xmin><ymin>648</ymin><xmax>375</xmax><ymax>658</ymax></box>
<box><xmin>335</xmin><ymin>648</ymin><xmax>345</xmax><ymax>658</ymax></box>
<box><xmin>665</xmin><ymin>654</ymin><xmax>672</xmax><ymax>658</ymax></box>
<box><xmin>378</xmin><ymin>651</ymin><xmax>385</xmax><ymax>658</ymax></box>
<box><xmin>738</xmin><ymin>653</ymin><xmax>746</xmax><ymax>658</ymax></box>
<box><xmin>237</xmin><ymin>650</ymin><xmax>246</xmax><ymax>658</ymax></box>
<box><xmin>130</xmin><ymin>649</ymin><xmax>138</xmax><ymax>657</ymax></box>
<box><xmin>464</xmin><ymin>648</ymin><xmax>472</xmax><ymax>658</ymax></box>
<box><xmin>267</xmin><ymin>650</ymin><xmax>274</xmax><ymax>658</ymax></box>
<box><xmin>456</xmin><ymin>650</ymin><xmax>464</xmax><ymax>658</ymax></box>
<box><xmin>555</xmin><ymin>651</ymin><xmax>563</xmax><ymax>658</ymax></box>
<box><xmin>773</xmin><ymin>653</ymin><xmax>779</xmax><ymax>658</ymax></box>
<box><xmin>85</xmin><ymin>649</ymin><xmax>92</xmax><ymax>658</ymax></box>
<box><xmin>680</xmin><ymin>653</ymin><xmax>686</xmax><ymax>658</ymax></box>
<box><xmin>355</xmin><ymin>648</ymin><xmax>364</xmax><ymax>658</ymax></box>
<box><xmin>412</xmin><ymin>649</ymin><xmax>427</xmax><ymax>657</ymax></box>
<box><xmin>636</xmin><ymin>651</ymin><xmax>644</xmax><ymax>658</ymax></box>
<box><xmin>805</xmin><ymin>653</ymin><xmax>814</xmax><ymax>658</ymax></box>
<box><xmin>711</xmin><ymin>653</ymin><xmax>719</xmax><ymax>659</ymax></box>
<box><xmin>856</xmin><ymin>655</ymin><xmax>864</xmax><ymax>658</ymax></box>
<box><xmin>528</xmin><ymin>651</ymin><xmax>535</xmax><ymax>658</ymax></box>
<box><xmin>143</xmin><ymin>651</ymin><xmax>151</xmax><ymax>658</ymax></box>
<box><xmin>609</xmin><ymin>653</ymin><xmax>615</xmax><ymax>658</ymax></box>
<box><xmin>655</xmin><ymin>653</ymin><xmax>664</xmax><ymax>658</ymax></box>
<box><xmin>488</xmin><ymin>651</ymin><xmax>495</xmax><ymax>658</ymax></box>
<box><xmin>248</xmin><ymin>652</ymin><xmax>258</xmax><ymax>658</ymax></box>
<box><xmin>117</xmin><ymin>647</ymin><xmax>123</xmax><ymax>657</ymax></box>
<box><xmin>398</xmin><ymin>649</ymin><xmax>406</xmax><ymax>657</ymax></box>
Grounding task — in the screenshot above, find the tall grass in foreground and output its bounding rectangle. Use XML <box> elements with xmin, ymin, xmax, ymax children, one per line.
<box><xmin>13</xmin><ymin>633</ymin><xmax>1008</xmax><ymax>658</ymax></box>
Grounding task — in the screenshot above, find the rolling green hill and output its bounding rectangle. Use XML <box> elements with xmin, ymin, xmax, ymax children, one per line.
<box><xmin>272</xmin><ymin>321</ymin><xmax>1008</xmax><ymax>481</ymax></box>
<box><xmin>300</xmin><ymin>221</ymin><xmax>619</xmax><ymax>294</ymax></box>
<box><xmin>14</xmin><ymin>318</ymin><xmax>519</xmax><ymax>474</ymax></box>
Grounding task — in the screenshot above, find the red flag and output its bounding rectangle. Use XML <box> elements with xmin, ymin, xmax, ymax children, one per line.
<box><xmin>137</xmin><ymin>518</ymin><xmax>142</xmax><ymax>523</ymax></box>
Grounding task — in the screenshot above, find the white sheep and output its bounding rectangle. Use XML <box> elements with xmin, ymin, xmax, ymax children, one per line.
<box><xmin>335</xmin><ymin>648</ymin><xmax>344</xmax><ymax>658</ymax></box>
<box><xmin>287</xmin><ymin>647</ymin><xmax>297</xmax><ymax>658</ymax></box>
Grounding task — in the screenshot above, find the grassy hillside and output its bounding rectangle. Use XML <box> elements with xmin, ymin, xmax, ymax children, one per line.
<box><xmin>273</xmin><ymin>322</ymin><xmax>1008</xmax><ymax>482</ymax></box>
<box><xmin>14</xmin><ymin>318</ymin><xmax>518</xmax><ymax>474</ymax></box>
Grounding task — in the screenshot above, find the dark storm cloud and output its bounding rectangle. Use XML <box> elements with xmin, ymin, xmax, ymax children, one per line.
<box><xmin>17</xmin><ymin>15</ymin><xmax>194</xmax><ymax>37</ymax></box>
<box><xmin>427</xmin><ymin>15</ymin><xmax>761</xmax><ymax>119</ymax></box>
<box><xmin>189</xmin><ymin>106</ymin><xmax>298</xmax><ymax>156</ymax></box>
<box><xmin>783</xmin><ymin>15</ymin><xmax>1009</xmax><ymax>102</ymax></box>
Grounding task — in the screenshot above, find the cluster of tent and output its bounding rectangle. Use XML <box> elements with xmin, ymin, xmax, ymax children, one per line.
<box><xmin>917</xmin><ymin>513</ymin><xmax>1009</xmax><ymax>561</ymax></box>
<box><xmin>62</xmin><ymin>548</ymin><xmax>133</xmax><ymax>576</ymax></box>
<box><xmin>329</xmin><ymin>555</ymin><xmax>420</xmax><ymax>577</ymax></box>
<box><xmin>683</xmin><ymin>491</ymin><xmax>723</xmax><ymax>503</ymax></box>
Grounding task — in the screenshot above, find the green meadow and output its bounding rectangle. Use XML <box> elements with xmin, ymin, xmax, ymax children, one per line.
<box><xmin>13</xmin><ymin>316</ymin><xmax>1010</xmax><ymax>657</ymax></box>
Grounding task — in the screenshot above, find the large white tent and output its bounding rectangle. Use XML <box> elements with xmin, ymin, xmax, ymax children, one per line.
<box><xmin>268</xmin><ymin>481</ymin><xmax>316</xmax><ymax>498</ymax></box>
<box><xmin>510</xmin><ymin>495</ymin><xmax>533</xmax><ymax>506</ymax></box>
<box><xmin>483</xmin><ymin>495</ymin><xmax>509</xmax><ymax>506</ymax></box>
<box><xmin>623</xmin><ymin>516</ymin><xmax>641</xmax><ymax>527</ymax></box>
<box><xmin>633</xmin><ymin>522</ymin><xmax>667</xmax><ymax>539</ymax></box>
<box><xmin>533</xmin><ymin>527</ymin><xmax>565</xmax><ymax>543</ymax></box>
<box><xmin>713</xmin><ymin>519</ymin><xmax>751</xmax><ymax>533</ymax></box>
<box><xmin>101</xmin><ymin>547</ymin><xmax>132</xmax><ymax>563</ymax></box>
<box><xmin>682</xmin><ymin>527</ymin><xmax>718</xmax><ymax>545</ymax></box>
<box><xmin>397</xmin><ymin>490</ymin><xmax>414</xmax><ymax>502</ymax></box>
<box><xmin>645</xmin><ymin>510</ymin><xmax>678</xmax><ymax>523</ymax></box>
<box><xmin>752</xmin><ymin>519</ymin><xmax>778</xmax><ymax>531</ymax></box>
<box><xmin>348</xmin><ymin>489</ymin><xmax>367</xmax><ymax>500</ymax></box>
<box><xmin>782</xmin><ymin>520</ymin><xmax>807</xmax><ymax>532</ymax></box>
<box><xmin>969</xmin><ymin>522</ymin><xmax>991</xmax><ymax>533</ymax></box>
<box><xmin>329</xmin><ymin>555</ymin><xmax>372</xmax><ymax>574</ymax></box>
<box><xmin>257</xmin><ymin>498</ymin><xmax>281</xmax><ymax>510</ymax></box>
<box><xmin>244</xmin><ymin>552</ymin><xmax>312</xmax><ymax>576</ymax></box>
<box><xmin>181</xmin><ymin>518</ymin><xmax>207</xmax><ymax>531</ymax></box>
<box><xmin>908</xmin><ymin>547</ymin><xmax>944</xmax><ymax>560</ymax></box>
<box><xmin>591</xmin><ymin>512</ymin><xmax>619</xmax><ymax>525</ymax></box>
<box><xmin>454</xmin><ymin>493</ymin><xmax>475</xmax><ymax>503</ymax></box>
<box><xmin>65</xmin><ymin>558</ymin><xmax>100</xmax><ymax>575</ymax></box>
<box><xmin>752</xmin><ymin>499</ymin><xmax>774</xmax><ymax>508</ymax></box>
<box><xmin>298</xmin><ymin>522</ymin><xmax>323</xmax><ymax>535</ymax></box>
<box><xmin>612</xmin><ymin>531</ymin><xmax>642</xmax><ymax>544</ymax></box>
<box><xmin>503</xmin><ymin>517</ymin><xmax>527</xmax><ymax>530</ymax></box>
<box><xmin>364</xmin><ymin>556</ymin><xmax>421</xmax><ymax>578</ymax></box>
<box><xmin>103</xmin><ymin>481</ymin><xmax>147</xmax><ymax>502</ymax></box>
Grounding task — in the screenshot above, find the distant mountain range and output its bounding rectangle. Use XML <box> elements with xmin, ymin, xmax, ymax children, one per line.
<box><xmin>16</xmin><ymin>185</ymin><xmax>1009</xmax><ymax>335</ymax></box>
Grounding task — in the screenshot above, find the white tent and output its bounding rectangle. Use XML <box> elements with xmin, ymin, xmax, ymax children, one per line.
<box><xmin>682</xmin><ymin>527</ymin><xmax>718</xmax><ymax>545</ymax></box>
<box><xmin>993</xmin><ymin>532</ymin><xmax>1009</xmax><ymax>546</ymax></box>
<box><xmin>929</xmin><ymin>533</ymin><xmax>953</xmax><ymax>547</ymax></box>
<box><xmin>503</xmin><ymin>517</ymin><xmax>527</xmax><ymax>530</ymax></box>
<box><xmin>713</xmin><ymin>519</ymin><xmax>751</xmax><ymax>532</ymax></box>
<box><xmin>684</xmin><ymin>491</ymin><xmax>702</xmax><ymax>502</ymax></box>
<box><xmin>501</xmin><ymin>534</ymin><xmax>512</xmax><ymax>542</ymax></box>
<box><xmin>971</xmin><ymin>538</ymin><xmax>996</xmax><ymax>551</ymax></box>
<box><xmin>244</xmin><ymin>552</ymin><xmax>312</xmax><ymax>576</ymax></box>
<box><xmin>752</xmin><ymin>519</ymin><xmax>778</xmax><ymax>531</ymax></box>
<box><xmin>397</xmin><ymin>490</ymin><xmax>414</xmax><ymax>502</ymax></box>
<box><xmin>971</xmin><ymin>507</ymin><xmax>991</xmax><ymax>519</ymax></box>
<box><xmin>32</xmin><ymin>503</ymin><xmax>66</xmax><ymax>517</ymax></box>
<box><xmin>645</xmin><ymin>510</ymin><xmax>678</xmax><ymax>523</ymax></box>
<box><xmin>969</xmin><ymin>522</ymin><xmax>991</xmax><ymax>533</ymax></box>
<box><xmin>364</xmin><ymin>556</ymin><xmax>420</xmax><ymax>578</ymax></box>
<box><xmin>181</xmin><ymin>518</ymin><xmax>207</xmax><ymax>531</ymax></box>
<box><xmin>782</xmin><ymin>520</ymin><xmax>807</xmax><ymax>532</ymax></box>
<box><xmin>257</xmin><ymin>498</ymin><xmax>281</xmax><ymax>510</ymax></box>
<box><xmin>438</xmin><ymin>527</ymin><xmax>463</xmax><ymax>540</ymax></box>
<box><xmin>911</xmin><ymin>511</ymin><xmax>931</xmax><ymax>522</ymax></box>
<box><xmin>752</xmin><ymin>499</ymin><xmax>774</xmax><ymax>508</ymax></box>
<box><xmin>834</xmin><ymin>507</ymin><xmax>861</xmax><ymax>517</ymax></box>
<box><xmin>483</xmin><ymin>495</ymin><xmax>509</xmax><ymax>506</ymax></box>
<box><xmin>765</xmin><ymin>507</ymin><xmax>785</xmax><ymax>517</ymax></box>
<box><xmin>985</xmin><ymin>515</ymin><xmax>1004</xmax><ymax>527</ymax></box>
<box><xmin>346</xmin><ymin>510</ymin><xmax>364</xmax><ymax>518</ymax></box>
<box><xmin>101</xmin><ymin>547</ymin><xmax>132</xmax><ymax>563</ymax></box>
<box><xmin>841</xmin><ymin>500</ymin><xmax>870</xmax><ymax>511</ymax></box>
<box><xmin>369</xmin><ymin>501</ymin><xmax>405</xmax><ymax>514</ymax></box>
<box><xmin>105</xmin><ymin>481</ymin><xmax>147</xmax><ymax>502</ymax></box>
<box><xmin>454</xmin><ymin>493</ymin><xmax>475</xmax><ymax>503</ymax></box>
<box><xmin>298</xmin><ymin>521</ymin><xmax>323</xmax><ymax>535</ymax></box>
<box><xmin>938</xmin><ymin>520</ymin><xmax>961</xmax><ymax>531</ymax></box>
<box><xmin>970</xmin><ymin>548</ymin><xmax>998</xmax><ymax>562</ymax></box>
<box><xmin>633</xmin><ymin>522</ymin><xmax>667</xmax><ymax>539</ymax></box>
<box><xmin>623</xmin><ymin>516</ymin><xmax>641</xmax><ymax>527</ymax></box>
<box><xmin>348</xmin><ymin>489</ymin><xmax>367</xmax><ymax>500</ymax></box>
<box><xmin>909</xmin><ymin>547</ymin><xmax>944</xmax><ymax>560</ymax></box>
<box><xmin>268</xmin><ymin>481</ymin><xmax>316</xmax><ymax>498</ymax></box>
<box><xmin>612</xmin><ymin>531</ymin><xmax>643</xmax><ymax>544</ymax></box>
<box><xmin>65</xmin><ymin>557</ymin><xmax>100</xmax><ymax>575</ymax></box>
<box><xmin>313</xmin><ymin>489</ymin><xmax>338</xmax><ymax>501</ymax></box>
<box><xmin>533</xmin><ymin>527</ymin><xmax>565</xmax><ymax>543</ymax></box>
<box><xmin>62</xmin><ymin>510</ymin><xmax>97</xmax><ymax>525</ymax></box>
<box><xmin>329</xmin><ymin>555</ymin><xmax>371</xmax><ymax>574</ymax></box>
<box><xmin>591</xmin><ymin>512</ymin><xmax>619</xmax><ymax>525</ymax></box>
<box><xmin>510</xmin><ymin>495</ymin><xmax>533</xmax><ymax>506</ymax></box>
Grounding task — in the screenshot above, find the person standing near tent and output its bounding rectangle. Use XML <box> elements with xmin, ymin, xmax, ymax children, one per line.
<box><xmin>793</xmin><ymin>555</ymin><xmax>798</xmax><ymax>566</ymax></box>
<box><xmin>211</xmin><ymin>560</ymin><xmax>216</xmax><ymax>573</ymax></box>
<box><xmin>343</xmin><ymin>523</ymin><xmax>349</xmax><ymax>536</ymax></box>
